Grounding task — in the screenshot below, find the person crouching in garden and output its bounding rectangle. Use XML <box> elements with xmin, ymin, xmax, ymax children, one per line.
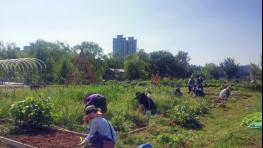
<box><xmin>187</xmin><ymin>76</ymin><xmax>195</xmax><ymax>94</ymax></box>
<box><xmin>218</xmin><ymin>86</ymin><xmax>232</xmax><ymax>107</ymax></box>
<box><xmin>174</xmin><ymin>85</ymin><xmax>183</xmax><ymax>97</ymax></box>
<box><xmin>84</xmin><ymin>93</ymin><xmax>107</xmax><ymax>116</ymax></box>
<box><xmin>78</xmin><ymin>105</ymin><xmax>116</xmax><ymax>148</ymax></box>
<box><xmin>135</xmin><ymin>92</ymin><xmax>157</xmax><ymax>115</ymax></box>
<box><xmin>219</xmin><ymin>86</ymin><xmax>232</xmax><ymax>100</ymax></box>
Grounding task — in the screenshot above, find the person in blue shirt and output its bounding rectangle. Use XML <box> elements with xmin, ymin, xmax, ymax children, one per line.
<box><xmin>78</xmin><ymin>105</ymin><xmax>116</xmax><ymax>148</ymax></box>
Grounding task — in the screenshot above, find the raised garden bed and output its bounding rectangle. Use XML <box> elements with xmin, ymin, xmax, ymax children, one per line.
<box><xmin>0</xmin><ymin>126</ymin><xmax>87</xmax><ymax>148</ymax></box>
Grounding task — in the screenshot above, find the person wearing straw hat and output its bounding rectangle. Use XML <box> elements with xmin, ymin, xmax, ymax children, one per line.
<box><xmin>78</xmin><ymin>105</ymin><xmax>116</xmax><ymax>148</ymax></box>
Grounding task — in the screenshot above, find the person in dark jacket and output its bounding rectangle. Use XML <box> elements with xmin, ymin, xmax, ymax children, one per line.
<box><xmin>135</xmin><ymin>92</ymin><xmax>157</xmax><ymax>115</ymax></box>
<box><xmin>174</xmin><ymin>85</ymin><xmax>183</xmax><ymax>97</ymax></box>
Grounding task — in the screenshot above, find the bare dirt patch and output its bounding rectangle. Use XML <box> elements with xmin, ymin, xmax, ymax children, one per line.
<box><xmin>4</xmin><ymin>128</ymin><xmax>85</xmax><ymax>148</ymax></box>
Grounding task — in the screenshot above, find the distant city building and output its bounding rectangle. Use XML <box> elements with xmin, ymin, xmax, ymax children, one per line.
<box><xmin>113</xmin><ymin>35</ymin><xmax>137</xmax><ymax>58</ymax></box>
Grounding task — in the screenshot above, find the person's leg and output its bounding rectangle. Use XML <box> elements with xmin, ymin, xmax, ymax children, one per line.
<box><xmin>188</xmin><ymin>86</ymin><xmax>192</xmax><ymax>93</ymax></box>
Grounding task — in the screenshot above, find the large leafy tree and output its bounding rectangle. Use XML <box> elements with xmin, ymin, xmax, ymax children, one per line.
<box><xmin>220</xmin><ymin>57</ymin><xmax>239</xmax><ymax>79</ymax></box>
<box><xmin>174</xmin><ymin>51</ymin><xmax>191</xmax><ymax>78</ymax></box>
<box><xmin>187</xmin><ymin>64</ymin><xmax>202</xmax><ymax>77</ymax></box>
<box><xmin>74</xmin><ymin>41</ymin><xmax>105</xmax><ymax>80</ymax></box>
<box><xmin>136</xmin><ymin>49</ymin><xmax>151</xmax><ymax>77</ymax></box>
<box><xmin>203</xmin><ymin>63</ymin><xmax>221</xmax><ymax>79</ymax></box>
<box><xmin>149</xmin><ymin>51</ymin><xmax>177</xmax><ymax>78</ymax></box>
<box><xmin>249</xmin><ymin>63</ymin><xmax>261</xmax><ymax>81</ymax></box>
<box><xmin>74</xmin><ymin>41</ymin><xmax>103</xmax><ymax>60</ymax></box>
<box><xmin>124</xmin><ymin>55</ymin><xmax>145</xmax><ymax>80</ymax></box>
<box><xmin>0</xmin><ymin>41</ymin><xmax>18</xmax><ymax>59</ymax></box>
<box><xmin>105</xmin><ymin>53</ymin><xmax>124</xmax><ymax>69</ymax></box>
<box><xmin>22</xmin><ymin>40</ymin><xmax>73</xmax><ymax>83</ymax></box>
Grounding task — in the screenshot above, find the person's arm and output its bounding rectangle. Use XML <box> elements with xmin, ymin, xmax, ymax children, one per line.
<box><xmin>79</xmin><ymin>119</ymin><xmax>99</xmax><ymax>146</ymax></box>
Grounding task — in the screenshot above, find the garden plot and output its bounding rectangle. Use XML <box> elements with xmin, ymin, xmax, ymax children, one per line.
<box><xmin>0</xmin><ymin>127</ymin><xmax>86</xmax><ymax>148</ymax></box>
<box><xmin>0</xmin><ymin>84</ymin><xmax>261</xmax><ymax>147</ymax></box>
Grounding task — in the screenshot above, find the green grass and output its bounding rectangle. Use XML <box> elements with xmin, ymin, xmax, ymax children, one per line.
<box><xmin>0</xmin><ymin>82</ymin><xmax>262</xmax><ymax>147</ymax></box>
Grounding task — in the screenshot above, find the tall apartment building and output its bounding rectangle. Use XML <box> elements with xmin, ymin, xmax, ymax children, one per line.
<box><xmin>113</xmin><ymin>35</ymin><xmax>137</xmax><ymax>58</ymax></box>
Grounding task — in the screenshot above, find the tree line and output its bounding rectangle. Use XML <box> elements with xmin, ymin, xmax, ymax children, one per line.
<box><xmin>0</xmin><ymin>40</ymin><xmax>261</xmax><ymax>84</ymax></box>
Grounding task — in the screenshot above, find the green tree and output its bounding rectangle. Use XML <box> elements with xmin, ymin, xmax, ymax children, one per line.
<box><xmin>249</xmin><ymin>63</ymin><xmax>260</xmax><ymax>81</ymax></box>
<box><xmin>74</xmin><ymin>41</ymin><xmax>103</xmax><ymax>60</ymax></box>
<box><xmin>124</xmin><ymin>55</ymin><xmax>145</xmax><ymax>80</ymax></box>
<box><xmin>57</xmin><ymin>56</ymin><xmax>73</xmax><ymax>83</ymax></box>
<box><xmin>105</xmin><ymin>53</ymin><xmax>124</xmax><ymax>69</ymax></box>
<box><xmin>174</xmin><ymin>51</ymin><xmax>191</xmax><ymax>78</ymax></box>
<box><xmin>0</xmin><ymin>42</ymin><xmax>18</xmax><ymax>59</ymax></box>
<box><xmin>220</xmin><ymin>57</ymin><xmax>239</xmax><ymax>79</ymax></box>
<box><xmin>136</xmin><ymin>49</ymin><xmax>151</xmax><ymax>78</ymax></box>
<box><xmin>74</xmin><ymin>41</ymin><xmax>105</xmax><ymax>80</ymax></box>
<box><xmin>149</xmin><ymin>51</ymin><xmax>177</xmax><ymax>78</ymax></box>
<box><xmin>203</xmin><ymin>63</ymin><xmax>221</xmax><ymax>79</ymax></box>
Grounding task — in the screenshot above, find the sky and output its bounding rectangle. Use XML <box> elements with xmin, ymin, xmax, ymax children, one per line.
<box><xmin>0</xmin><ymin>0</ymin><xmax>262</xmax><ymax>66</ymax></box>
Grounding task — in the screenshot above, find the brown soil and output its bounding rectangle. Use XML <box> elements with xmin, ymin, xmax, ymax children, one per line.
<box><xmin>4</xmin><ymin>129</ymin><xmax>86</xmax><ymax>148</ymax></box>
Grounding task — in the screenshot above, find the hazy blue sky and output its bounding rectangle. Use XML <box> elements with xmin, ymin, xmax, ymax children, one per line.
<box><xmin>0</xmin><ymin>0</ymin><xmax>262</xmax><ymax>66</ymax></box>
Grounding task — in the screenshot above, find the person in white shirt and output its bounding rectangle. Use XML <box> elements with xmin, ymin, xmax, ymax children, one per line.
<box><xmin>219</xmin><ymin>86</ymin><xmax>232</xmax><ymax>99</ymax></box>
<box><xmin>78</xmin><ymin>105</ymin><xmax>116</xmax><ymax>148</ymax></box>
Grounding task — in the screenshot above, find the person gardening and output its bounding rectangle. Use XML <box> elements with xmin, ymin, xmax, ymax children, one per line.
<box><xmin>196</xmin><ymin>76</ymin><xmax>204</xmax><ymax>91</ymax></box>
<box><xmin>174</xmin><ymin>85</ymin><xmax>183</xmax><ymax>97</ymax></box>
<box><xmin>78</xmin><ymin>105</ymin><xmax>116</xmax><ymax>148</ymax></box>
<box><xmin>219</xmin><ymin>86</ymin><xmax>232</xmax><ymax>100</ymax></box>
<box><xmin>135</xmin><ymin>92</ymin><xmax>157</xmax><ymax>115</ymax></box>
<box><xmin>84</xmin><ymin>93</ymin><xmax>107</xmax><ymax>115</ymax></box>
<box><xmin>187</xmin><ymin>76</ymin><xmax>195</xmax><ymax>94</ymax></box>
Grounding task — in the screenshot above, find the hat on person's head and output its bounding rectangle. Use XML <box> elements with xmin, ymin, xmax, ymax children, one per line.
<box><xmin>85</xmin><ymin>105</ymin><xmax>97</xmax><ymax>115</ymax></box>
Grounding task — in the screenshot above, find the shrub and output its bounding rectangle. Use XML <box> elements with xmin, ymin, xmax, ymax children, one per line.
<box><xmin>124</xmin><ymin>111</ymin><xmax>148</xmax><ymax>128</ymax></box>
<box><xmin>169</xmin><ymin>103</ymin><xmax>202</xmax><ymax>129</ymax></box>
<box><xmin>241</xmin><ymin>112</ymin><xmax>262</xmax><ymax>126</ymax></box>
<box><xmin>111</xmin><ymin>113</ymin><xmax>135</xmax><ymax>132</ymax></box>
<box><xmin>191</xmin><ymin>101</ymin><xmax>209</xmax><ymax>115</ymax></box>
<box><xmin>160</xmin><ymin>78</ymin><xmax>170</xmax><ymax>86</ymax></box>
<box><xmin>9</xmin><ymin>96</ymin><xmax>53</xmax><ymax>128</ymax></box>
<box><xmin>246</xmin><ymin>82</ymin><xmax>262</xmax><ymax>91</ymax></box>
<box><xmin>157</xmin><ymin>134</ymin><xmax>184</xmax><ymax>146</ymax></box>
<box><xmin>170</xmin><ymin>104</ymin><xmax>196</xmax><ymax>126</ymax></box>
